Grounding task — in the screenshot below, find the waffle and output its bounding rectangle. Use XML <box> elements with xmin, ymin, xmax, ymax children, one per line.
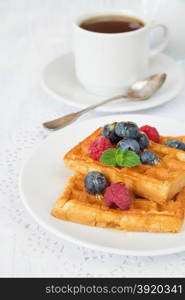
<box><xmin>51</xmin><ymin>173</ymin><xmax>185</xmax><ymax>233</ymax></box>
<box><xmin>64</xmin><ymin>128</ymin><xmax>185</xmax><ymax>204</ymax></box>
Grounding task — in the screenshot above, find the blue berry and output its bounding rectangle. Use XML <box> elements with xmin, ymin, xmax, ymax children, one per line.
<box><xmin>164</xmin><ymin>140</ymin><xmax>185</xmax><ymax>151</ymax></box>
<box><xmin>140</xmin><ymin>151</ymin><xmax>160</xmax><ymax>165</ymax></box>
<box><xmin>102</xmin><ymin>122</ymin><xmax>121</xmax><ymax>144</ymax></box>
<box><xmin>115</xmin><ymin>121</ymin><xmax>139</xmax><ymax>139</ymax></box>
<box><xmin>114</xmin><ymin>122</ymin><xmax>125</xmax><ymax>137</ymax></box>
<box><xmin>137</xmin><ymin>132</ymin><xmax>149</xmax><ymax>150</ymax></box>
<box><xmin>117</xmin><ymin>138</ymin><xmax>140</xmax><ymax>153</ymax></box>
<box><xmin>84</xmin><ymin>171</ymin><xmax>108</xmax><ymax>195</ymax></box>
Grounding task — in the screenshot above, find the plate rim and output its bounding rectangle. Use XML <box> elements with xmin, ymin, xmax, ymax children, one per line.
<box><xmin>41</xmin><ymin>52</ymin><xmax>185</xmax><ymax>113</ymax></box>
<box><xmin>19</xmin><ymin>114</ymin><xmax>185</xmax><ymax>256</ymax></box>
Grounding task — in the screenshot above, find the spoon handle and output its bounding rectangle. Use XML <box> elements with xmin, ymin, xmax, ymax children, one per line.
<box><xmin>43</xmin><ymin>94</ymin><xmax>126</xmax><ymax>130</ymax></box>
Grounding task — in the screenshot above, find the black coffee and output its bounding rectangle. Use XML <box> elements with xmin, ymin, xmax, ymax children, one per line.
<box><xmin>80</xmin><ymin>15</ymin><xmax>144</xmax><ymax>34</ymax></box>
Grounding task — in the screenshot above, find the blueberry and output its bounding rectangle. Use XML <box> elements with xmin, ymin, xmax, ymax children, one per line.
<box><xmin>137</xmin><ymin>132</ymin><xmax>149</xmax><ymax>150</ymax></box>
<box><xmin>84</xmin><ymin>171</ymin><xmax>108</xmax><ymax>195</ymax></box>
<box><xmin>164</xmin><ymin>140</ymin><xmax>185</xmax><ymax>151</ymax></box>
<box><xmin>114</xmin><ymin>122</ymin><xmax>125</xmax><ymax>137</ymax></box>
<box><xmin>115</xmin><ymin>121</ymin><xmax>139</xmax><ymax>139</ymax></box>
<box><xmin>102</xmin><ymin>122</ymin><xmax>122</xmax><ymax>144</ymax></box>
<box><xmin>117</xmin><ymin>138</ymin><xmax>140</xmax><ymax>153</ymax></box>
<box><xmin>140</xmin><ymin>151</ymin><xmax>160</xmax><ymax>165</ymax></box>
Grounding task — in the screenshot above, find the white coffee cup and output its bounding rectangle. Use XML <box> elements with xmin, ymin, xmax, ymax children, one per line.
<box><xmin>73</xmin><ymin>10</ymin><xmax>168</xmax><ymax>96</ymax></box>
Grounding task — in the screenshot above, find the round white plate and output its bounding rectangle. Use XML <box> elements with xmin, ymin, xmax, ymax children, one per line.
<box><xmin>20</xmin><ymin>114</ymin><xmax>185</xmax><ymax>256</ymax></box>
<box><xmin>42</xmin><ymin>52</ymin><xmax>184</xmax><ymax>113</ymax></box>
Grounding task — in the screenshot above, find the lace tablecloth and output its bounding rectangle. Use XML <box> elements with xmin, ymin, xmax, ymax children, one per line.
<box><xmin>1</xmin><ymin>0</ymin><xmax>185</xmax><ymax>277</ymax></box>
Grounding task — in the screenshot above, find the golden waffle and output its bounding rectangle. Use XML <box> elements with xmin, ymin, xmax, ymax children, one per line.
<box><xmin>51</xmin><ymin>173</ymin><xmax>185</xmax><ymax>233</ymax></box>
<box><xmin>64</xmin><ymin>128</ymin><xmax>185</xmax><ymax>204</ymax></box>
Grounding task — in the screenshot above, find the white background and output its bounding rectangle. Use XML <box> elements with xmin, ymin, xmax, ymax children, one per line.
<box><xmin>1</xmin><ymin>0</ymin><xmax>185</xmax><ymax>277</ymax></box>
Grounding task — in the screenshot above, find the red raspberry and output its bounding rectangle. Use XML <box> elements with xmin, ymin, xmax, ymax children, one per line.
<box><xmin>88</xmin><ymin>136</ymin><xmax>112</xmax><ymax>160</ymax></box>
<box><xmin>104</xmin><ymin>183</ymin><xmax>132</xmax><ymax>210</ymax></box>
<box><xmin>140</xmin><ymin>125</ymin><xmax>160</xmax><ymax>143</ymax></box>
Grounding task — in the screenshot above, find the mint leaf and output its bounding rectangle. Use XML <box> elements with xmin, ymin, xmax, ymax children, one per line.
<box><xmin>100</xmin><ymin>148</ymin><xmax>117</xmax><ymax>166</ymax></box>
<box><xmin>123</xmin><ymin>151</ymin><xmax>141</xmax><ymax>167</ymax></box>
<box><xmin>116</xmin><ymin>149</ymin><xmax>141</xmax><ymax>167</ymax></box>
<box><xmin>100</xmin><ymin>148</ymin><xmax>141</xmax><ymax>167</ymax></box>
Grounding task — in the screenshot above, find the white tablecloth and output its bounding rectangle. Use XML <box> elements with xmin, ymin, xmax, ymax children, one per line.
<box><xmin>1</xmin><ymin>0</ymin><xmax>185</xmax><ymax>277</ymax></box>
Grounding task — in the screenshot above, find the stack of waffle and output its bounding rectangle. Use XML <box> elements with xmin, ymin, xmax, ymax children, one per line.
<box><xmin>51</xmin><ymin>128</ymin><xmax>185</xmax><ymax>233</ymax></box>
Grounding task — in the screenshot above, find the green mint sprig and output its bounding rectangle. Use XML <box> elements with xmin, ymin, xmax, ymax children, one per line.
<box><xmin>100</xmin><ymin>148</ymin><xmax>141</xmax><ymax>167</ymax></box>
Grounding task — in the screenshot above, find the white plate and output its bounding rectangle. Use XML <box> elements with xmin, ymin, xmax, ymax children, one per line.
<box><xmin>42</xmin><ymin>52</ymin><xmax>184</xmax><ymax>113</ymax></box>
<box><xmin>20</xmin><ymin>114</ymin><xmax>185</xmax><ymax>256</ymax></box>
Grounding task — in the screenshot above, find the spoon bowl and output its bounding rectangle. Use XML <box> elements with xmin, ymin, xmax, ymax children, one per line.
<box><xmin>127</xmin><ymin>73</ymin><xmax>167</xmax><ymax>100</ymax></box>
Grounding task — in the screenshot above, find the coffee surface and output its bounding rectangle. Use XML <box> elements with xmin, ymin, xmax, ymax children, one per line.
<box><xmin>80</xmin><ymin>15</ymin><xmax>144</xmax><ymax>33</ymax></box>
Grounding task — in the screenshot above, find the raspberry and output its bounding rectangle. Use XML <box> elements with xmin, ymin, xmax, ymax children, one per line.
<box><xmin>140</xmin><ymin>125</ymin><xmax>160</xmax><ymax>143</ymax></box>
<box><xmin>104</xmin><ymin>183</ymin><xmax>132</xmax><ymax>210</ymax></box>
<box><xmin>88</xmin><ymin>136</ymin><xmax>112</xmax><ymax>160</ymax></box>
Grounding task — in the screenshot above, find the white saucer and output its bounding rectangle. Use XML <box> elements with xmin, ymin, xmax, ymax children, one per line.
<box><xmin>42</xmin><ymin>52</ymin><xmax>184</xmax><ymax>112</ymax></box>
<box><xmin>20</xmin><ymin>114</ymin><xmax>185</xmax><ymax>256</ymax></box>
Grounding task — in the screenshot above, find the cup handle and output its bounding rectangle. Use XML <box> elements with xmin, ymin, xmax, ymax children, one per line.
<box><xmin>149</xmin><ymin>24</ymin><xmax>168</xmax><ymax>56</ymax></box>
